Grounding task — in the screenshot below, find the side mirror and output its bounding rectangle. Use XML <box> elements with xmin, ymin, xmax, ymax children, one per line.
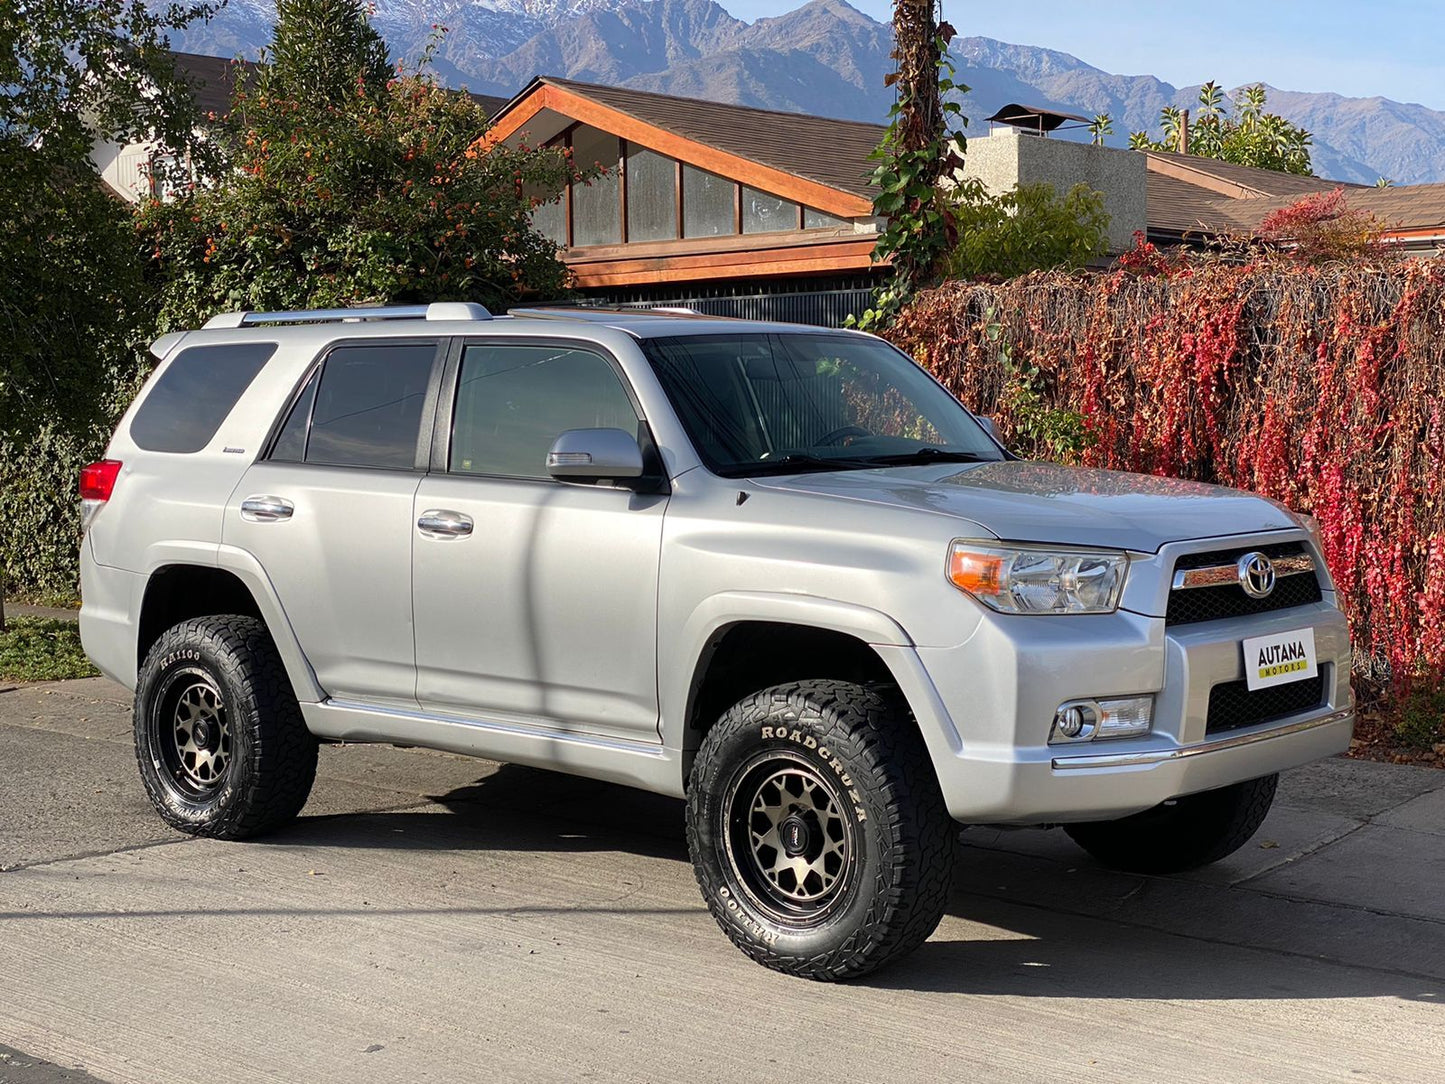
<box><xmin>546</xmin><ymin>427</ymin><xmax>645</xmax><ymax>484</ymax></box>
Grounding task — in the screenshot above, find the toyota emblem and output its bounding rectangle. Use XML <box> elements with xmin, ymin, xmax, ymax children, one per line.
<box><xmin>1236</xmin><ymin>552</ymin><xmax>1277</xmax><ymax>599</ymax></box>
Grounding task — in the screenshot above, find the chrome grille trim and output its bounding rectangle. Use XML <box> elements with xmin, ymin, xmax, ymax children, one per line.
<box><xmin>1171</xmin><ymin>552</ymin><xmax>1315</xmax><ymax>591</ymax></box>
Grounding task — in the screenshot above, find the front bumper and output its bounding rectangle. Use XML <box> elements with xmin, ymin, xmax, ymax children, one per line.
<box><xmin>884</xmin><ymin>592</ymin><xmax>1353</xmax><ymax>825</ymax></box>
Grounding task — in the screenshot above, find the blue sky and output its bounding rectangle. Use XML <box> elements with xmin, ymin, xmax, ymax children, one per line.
<box><xmin>723</xmin><ymin>0</ymin><xmax>1445</xmax><ymax>111</ymax></box>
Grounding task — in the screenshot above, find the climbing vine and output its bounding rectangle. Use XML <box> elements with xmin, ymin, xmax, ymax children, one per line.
<box><xmin>852</xmin><ymin>0</ymin><xmax>965</xmax><ymax>330</ymax></box>
<box><xmin>890</xmin><ymin>253</ymin><xmax>1445</xmax><ymax>742</ymax></box>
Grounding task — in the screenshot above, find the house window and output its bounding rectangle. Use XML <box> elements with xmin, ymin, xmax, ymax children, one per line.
<box><xmin>571</xmin><ymin>126</ymin><xmax>621</xmax><ymax>246</ymax></box>
<box><xmin>742</xmin><ymin>186</ymin><xmax>798</xmax><ymax>234</ymax></box>
<box><xmin>804</xmin><ymin>207</ymin><xmax>847</xmax><ymax>229</ymax></box>
<box><xmin>524</xmin><ymin>182</ymin><xmax>566</xmax><ymax>246</ymax></box>
<box><xmin>626</xmin><ymin>144</ymin><xmax>677</xmax><ymax>242</ymax></box>
<box><xmin>683</xmin><ymin>165</ymin><xmax>736</xmax><ymax>238</ymax></box>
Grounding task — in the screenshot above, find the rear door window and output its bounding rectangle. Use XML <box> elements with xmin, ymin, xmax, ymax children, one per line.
<box><xmin>278</xmin><ymin>342</ymin><xmax>439</xmax><ymax>470</ymax></box>
<box><xmin>130</xmin><ymin>342</ymin><xmax>276</xmax><ymax>453</ymax></box>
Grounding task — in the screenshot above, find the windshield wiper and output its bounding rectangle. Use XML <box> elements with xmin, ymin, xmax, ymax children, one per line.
<box><xmin>729</xmin><ymin>454</ymin><xmax>879</xmax><ymax>478</ymax></box>
<box><xmin>854</xmin><ymin>447</ymin><xmax>995</xmax><ymax>466</ymax></box>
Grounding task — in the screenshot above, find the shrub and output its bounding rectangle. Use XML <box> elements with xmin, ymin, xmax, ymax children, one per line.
<box><xmin>1256</xmin><ymin>188</ymin><xmax>1389</xmax><ymax>263</ymax></box>
<box><xmin>0</xmin><ymin>617</ymin><xmax>98</xmax><ymax>682</ymax></box>
<box><xmin>889</xmin><ymin>256</ymin><xmax>1445</xmax><ymax>709</ymax></box>
<box><xmin>945</xmin><ymin>179</ymin><xmax>1110</xmax><ymax>281</ymax></box>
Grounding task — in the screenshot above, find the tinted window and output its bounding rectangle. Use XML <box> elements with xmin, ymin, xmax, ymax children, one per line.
<box><xmin>304</xmin><ymin>343</ymin><xmax>436</xmax><ymax>469</ymax></box>
<box><xmin>451</xmin><ymin>344</ymin><xmax>638</xmax><ymax>479</ymax></box>
<box><xmin>268</xmin><ymin>367</ymin><xmax>319</xmax><ymax>462</ymax></box>
<box><xmin>643</xmin><ymin>333</ymin><xmax>1003</xmax><ymax>477</ymax></box>
<box><xmin>130</xmin><ymin>342</ymin><xmax>276</xmax><ymax>453</ymax></box>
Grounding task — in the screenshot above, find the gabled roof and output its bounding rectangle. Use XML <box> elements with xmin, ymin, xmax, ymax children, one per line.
<box><xmin>1145</xmin><ymin>149</ymin><xmax>1351</xmax><ymax>200</ymax></box>
<box><xmin>1146</xmin><ymin>156</ymin><xmax>1445</xmax><ymax>240</ymax></box>
<box><xmin>1145</xmin><ymin>151</ymin><xmax>1376</xmax><ymax>238</ymax></box>
<box><xmin>1230</xmin><ymin>182</ymin><xmax>1445</xmax><ymax>234</ymax></box>
<box><xmin>171</xmin><ymin>51</ymin><xmax>258</xmax><ymax>117</ymax></box>
<box><xmin>486</xmin><ymin>76</ymin><xmax>881</xmax><ymax>218</ymax></box>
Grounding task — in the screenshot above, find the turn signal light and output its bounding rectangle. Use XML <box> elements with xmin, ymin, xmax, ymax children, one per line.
<box><xmin>948</xmin><ymin>548</ymin><xmax>1004</xmax><ymax>596</ymax></box>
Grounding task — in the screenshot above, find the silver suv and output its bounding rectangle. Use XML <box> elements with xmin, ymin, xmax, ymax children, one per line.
<box><xmin>80</xmin><ymin>303</ymin><xmax>1354</xmax><ymax>980</ymax></box>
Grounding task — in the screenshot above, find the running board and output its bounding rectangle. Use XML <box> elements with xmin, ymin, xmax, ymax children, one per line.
<box><xmin>302</xmin><ymin>698</ymin><xmax>683</xmax><ymax>798</ymax></box>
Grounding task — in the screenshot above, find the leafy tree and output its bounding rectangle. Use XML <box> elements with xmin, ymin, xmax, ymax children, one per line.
<box><xmin>1</xmin><ymin>1</ymin><xmax>217</xmax><ymax>609</ymax></box>
<box><xmin>1131</xmin><ymin>82</ymin><xmax>1312</xmax><ymax>176</ymax></box>
<box><xmin>141</xmin><ymin>7</ymin><xmax>584</xmax><ymax>331</ymax></box>
<box><xmin>944</xmin><ymin>179</ymin><xmax>1110</xmax><ymax>280</ymax></box>
<box><xmin>268</xmin><ymin>0</ymin><xmax>391</xmax><ymax>105</ymax></box>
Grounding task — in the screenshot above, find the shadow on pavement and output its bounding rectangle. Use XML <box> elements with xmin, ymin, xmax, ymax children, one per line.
<box><xmin>280</xmin><ymin>762</ymin><xmax>690</xmax><ymax>862</ymax></box>
<box><xmin>102</xmin><ymin>763</ymin><xmax>1444</xmax><ymax>1003</ymax></box>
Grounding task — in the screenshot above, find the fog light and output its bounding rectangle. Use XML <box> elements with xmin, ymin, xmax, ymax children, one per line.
<box><xmin>1051</xmin><ymin>701</ymin><xmax>1098</xmax><ymax>743</ymax></box>
<box><xmin>1094</xmin><ymin>696</ymin><xmax>1154</xmax><ymax>740</ymax></box>
<box><xmin>1051</xmin><ymin>696</ymin><xmax>1155</xmax><ymax>744</ymax></box>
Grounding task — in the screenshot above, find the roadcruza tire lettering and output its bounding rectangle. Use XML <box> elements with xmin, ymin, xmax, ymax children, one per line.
<box><xmin>686</xmin><ymin>680</ymin><xmax>955</xmax><ymax>981</ymax></box>
<box><xmin>133</xmin><ymin>615</ymin><xmax>318</xmax><ymax>840</ymax></box>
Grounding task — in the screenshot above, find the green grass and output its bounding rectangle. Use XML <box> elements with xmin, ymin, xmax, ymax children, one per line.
<box><xmin>0</xmin><ymin>617</ymin><xmax>99</xmax><ymax>682</ymax></box>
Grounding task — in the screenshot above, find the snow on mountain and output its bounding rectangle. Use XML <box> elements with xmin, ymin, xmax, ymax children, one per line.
<box><xmin>164</xmin><ymin>0</ymin><xmax>1445</xmax><ymax>185</ymax></box>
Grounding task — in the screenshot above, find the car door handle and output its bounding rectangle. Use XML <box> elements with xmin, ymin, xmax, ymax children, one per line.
<box><xmin>417</xmin><ymin>509</ymin><xmax>473</xmax><ymax>539</ymax></box>
<box><xmin>240</xmin><ymin>495</ymin><xmax>294</xmax><ymax>522</ymax></box>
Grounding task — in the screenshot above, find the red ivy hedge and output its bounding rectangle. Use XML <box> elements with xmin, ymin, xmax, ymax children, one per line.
<box><xmin>889</xmin><ymin>255</ymin><xmax>1445</xmax><ymax>706</ymax></box>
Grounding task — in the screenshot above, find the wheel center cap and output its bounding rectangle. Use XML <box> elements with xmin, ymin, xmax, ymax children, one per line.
<box><xmin>780</xmin><ymin>814</ymin><xmax>811</xmax><ymax>857</ymax></box>
<box><xmin>192</xmin><ymin>720</ymin><xmax>212</xmax><ymax>749</ymax></box>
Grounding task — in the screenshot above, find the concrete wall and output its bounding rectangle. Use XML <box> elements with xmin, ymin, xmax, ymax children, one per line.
<box><xmin>957</xmin><ymin>127</ymin><xmax>1146</xmax><ymax>253</ymax></box>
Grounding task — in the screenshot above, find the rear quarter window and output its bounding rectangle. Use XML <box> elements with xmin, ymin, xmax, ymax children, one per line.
<box><xmin>130</xmin><ymin>342</ymin><xmax>277</xmax><ymax>453</ymax></box>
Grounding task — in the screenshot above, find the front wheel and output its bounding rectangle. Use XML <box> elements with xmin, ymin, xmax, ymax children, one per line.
<box><xmin>1064</xmin><ymin>774</ymin><xmax>1279</xmax><ymax>875</ymax></box>
<box><xmin>686</xmin><ymin>680</ymin><xmax>955</xmax><ymax>981</ymax></box>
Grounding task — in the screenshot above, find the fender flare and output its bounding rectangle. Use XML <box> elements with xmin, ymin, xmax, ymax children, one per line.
<box><xmin>138</xmin><ymin>542</ymin><xmax>324</xmax><ymax>704</ymax></box>
<box><xmin>661</xmin><ymin>591</ymin><xmax>959</xmax><ymax>760</ymax></box>
<box><xmin>212</xmin><ymin>544</ymin><xmax>325</xmax><ymax>703</ymax></box>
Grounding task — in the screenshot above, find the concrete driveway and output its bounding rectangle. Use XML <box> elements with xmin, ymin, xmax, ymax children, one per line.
<box><xmin>2</xmin><ymin>677</ymin><xmax>1443</xmax><ymax>1083</ymax></box>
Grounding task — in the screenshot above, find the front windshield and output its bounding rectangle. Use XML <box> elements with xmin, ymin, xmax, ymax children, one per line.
<box><xmin>642</xmin><ymin>332</ymin><xmax>1004</xmax><ymax>477</ymax></box>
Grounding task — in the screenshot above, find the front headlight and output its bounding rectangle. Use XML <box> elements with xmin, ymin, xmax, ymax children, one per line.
<box><xmin>947</xmin><ymin>541</ymin><xmax>1129</xmax><ymax>614</ymax></box>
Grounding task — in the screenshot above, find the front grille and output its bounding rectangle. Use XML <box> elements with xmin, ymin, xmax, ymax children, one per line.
<box><xmin>1206</xmin><ymin>670</ymin><xmax>1327</xmax><ymax>735</ymax></box>
<box><xmin>1166</xmin><ymin>542</ymin><xmax>1322</xmax><ymax>626</ymax></box>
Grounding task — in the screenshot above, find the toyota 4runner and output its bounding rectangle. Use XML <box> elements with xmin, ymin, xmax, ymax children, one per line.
<box><xmin>79</xmin><ymin>302</ymin><xmax>1354</xmax><ymax>980</ymax></box>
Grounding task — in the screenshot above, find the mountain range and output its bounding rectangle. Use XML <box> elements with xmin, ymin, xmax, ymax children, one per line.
<box><xmin>168</xmin><ymin>0</ymin><xmax>1445</xmax><ymax>186</ymax></box>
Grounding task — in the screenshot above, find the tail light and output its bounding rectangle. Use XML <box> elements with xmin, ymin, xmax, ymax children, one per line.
<box><xmin>80</xmin><ymin>460</ymin><xmax>123</xmax><ymax>501</ymax></box>
<box><xmin>80</xmin><ymin>460</ymin><xmax>123</xmax><ymax>530</ymax></box>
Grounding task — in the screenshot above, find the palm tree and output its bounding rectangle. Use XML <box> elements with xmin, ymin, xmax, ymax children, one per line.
<box><xmin>1088</xmin><ymin>112</ymin><xmax>1113</xmax><ymax>146</ymax></box>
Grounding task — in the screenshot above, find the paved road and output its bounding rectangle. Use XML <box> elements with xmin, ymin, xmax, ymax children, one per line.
<box><xmin>3</xmin><ymin>678</ymin><xmax>1443</xmax><ymax>1083</ymax></box>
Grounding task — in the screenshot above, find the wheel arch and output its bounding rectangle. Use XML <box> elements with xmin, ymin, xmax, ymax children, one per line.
<box><xmin>138</xmin><ymin>547</ymin><xmax>323</xmax><ymax>703</ymax></box>
<box><xmin>666</xmin><ymin>593</ymin><xmax>960</xmax><ymax>784</ymax></box>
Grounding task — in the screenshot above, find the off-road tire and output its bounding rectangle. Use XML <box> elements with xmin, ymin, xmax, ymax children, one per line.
<box><xmin>1064</xmin><ymin>774</ymin><xmax>1279</xmax><ymax>875</ymax></box>
<box><xmin>134</xmin><ymin>615</ymin><xmax>317</xmax><ymax>839</ymax></box>
<box><xmin>686</xmin><ymin>680</ymin><xmax>954</xmax><ymax>981</ymax></box>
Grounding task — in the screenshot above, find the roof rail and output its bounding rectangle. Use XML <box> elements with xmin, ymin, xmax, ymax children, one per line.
<box><xmin>507</xmin><ymin>305</ymin><xmax>704</xmax><ymax>321</ymax></box>
<box><xmin>202</xmin><ymin>302</ymin><xmax>491</xmax><ymax>329</ymax></box>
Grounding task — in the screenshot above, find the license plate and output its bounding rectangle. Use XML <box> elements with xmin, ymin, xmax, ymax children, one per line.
<box><xmin>1241</xmin><ymin>628</ymin><xmax>1318</xmax><ymax>691</ymax></box>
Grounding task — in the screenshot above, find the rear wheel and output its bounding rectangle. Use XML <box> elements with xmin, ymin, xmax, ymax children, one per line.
<box><xmin>686</xmin><ymin>680</ymin><xmax>955</xmax><ymax>981</ymax></box>
<box><xmin>1064</xmin><ymin>774</ymin><xmax>1279</xmax><ymax>874</ymax></box>
<box><xmin>134</xmin><ymin>615</ymin><xmax>317</xmax><ymax>839</ymax></box>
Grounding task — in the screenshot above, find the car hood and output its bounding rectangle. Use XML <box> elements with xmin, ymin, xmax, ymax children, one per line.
<box><xmin>748</xmin><ymin>460</ymin><xmax>1298</xmax><ymax>552</ymax></box>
